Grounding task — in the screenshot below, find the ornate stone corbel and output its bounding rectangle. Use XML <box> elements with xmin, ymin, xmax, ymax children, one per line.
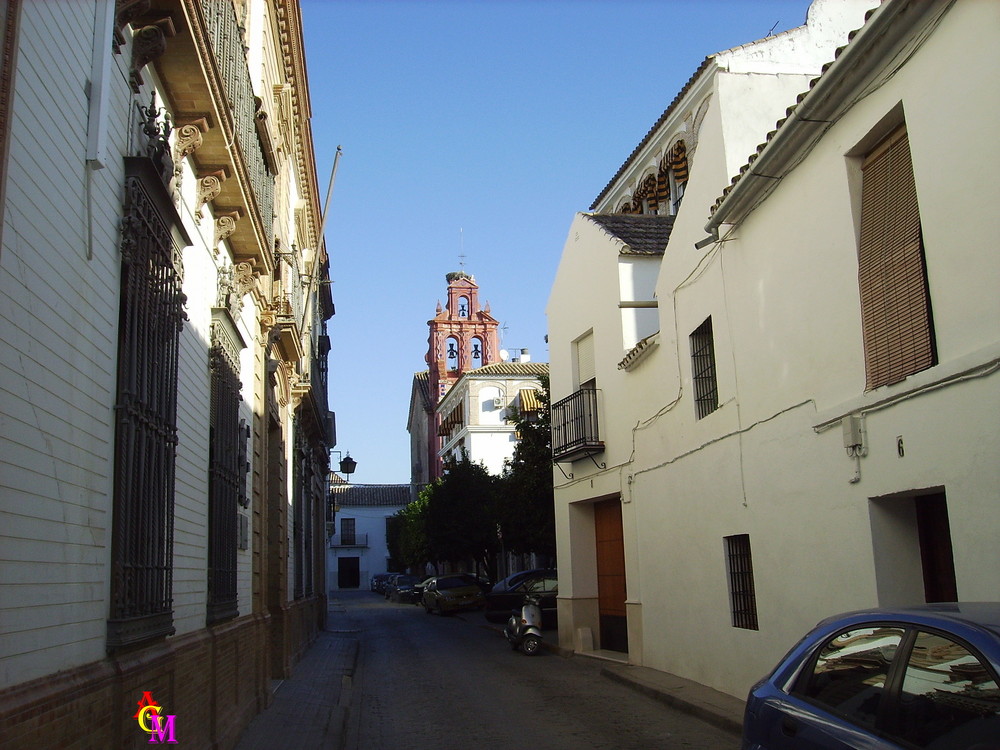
<box><xmin>130</xmin><ymin>24</ymin><xmax>166</xmax><ymax>93</ymax></box>
<box><xmin>217</xmin><ymin>261</ymin><xmax>257</xmax><ymax>319</ymax></box>
<box><xmin>196</xmin><ymin>170</ymin><xmax>226</xmax><ymax>222</ymax></box>
<box><xmin>114</xmin><ymin>0</ymin><xmax>152</xmax><ymax>50</ymax></box>
<box><xmin>173</xmin><ymin>118</ymin><xmax>209</xmax><ymax>163</ymax></box>
<box><xmin>214</xmin><ymin>211</ymin><xmax>240</xmax><ymax>251</ymax></box>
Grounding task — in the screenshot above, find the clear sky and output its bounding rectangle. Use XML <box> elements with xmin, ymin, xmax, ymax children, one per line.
<box><xmin>302</xmin><ymin>0</ymin><xmax>815</xmax><ymax>484</ymax></box>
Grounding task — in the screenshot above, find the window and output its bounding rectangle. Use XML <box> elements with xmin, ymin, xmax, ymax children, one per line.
<box><xmin>895</xmin><ymin>631</ymin><xmax>1000</xmax><ymax>747</ymax></box>
<box><xmin>206</xmin><ymin>325</ymin><xmax>244</xmax><ymax>624</ymax></box>
<box><xmin>690</xmin><ymin>317</ymin><xmax>718</xmax><ymax>419</ymax></box>
<box><xmin>341</xmin><ymin>517</ymin><xmax>356</xmax><ymax>546</ymax></box>
<box><xmin>724</xmin><ymin>534</ymin><xmax>758</xmax><ymax>630</ymax></box>
<box><xmin>858</xmin><ymin>125</ymin><xmax>936</xmax><ymax>389</ymax></box>
<box><xmin>107</xmin><ymin>159</ymin><xmax>187</xmax><ymax>650</ymax></box>
<box><xmin>798</xmin><ymin>626</ymin><xmax>905</xmax><ymax>728</ymax></box>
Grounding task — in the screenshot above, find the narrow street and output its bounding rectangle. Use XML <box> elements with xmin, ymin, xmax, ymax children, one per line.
<box><xmin>332</xmin><ymin>590</ymin><xmax>738</xmax><ymax>750</ymax></box>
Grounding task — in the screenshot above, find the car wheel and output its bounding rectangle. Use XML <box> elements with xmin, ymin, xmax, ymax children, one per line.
<box><xmin>521</xmin><ymin>635</ymin><xmax>540</xmax><ymax>656</ymax></box>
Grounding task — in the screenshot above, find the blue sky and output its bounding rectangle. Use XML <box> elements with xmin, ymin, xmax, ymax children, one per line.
<box><xmin>302</xmin><ymin>0</ymin><xmax>814</xmax><ymax>484</ymax></box>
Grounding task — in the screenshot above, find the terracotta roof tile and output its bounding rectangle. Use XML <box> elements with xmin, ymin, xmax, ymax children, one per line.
<box><xmin>586</xmin><ymin>213</ymin><xmax>675</xmax><ymax>255</ymax></box>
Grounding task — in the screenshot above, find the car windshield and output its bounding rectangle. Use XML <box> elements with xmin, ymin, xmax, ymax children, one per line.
<box><xmin>395</xmin><ymin>576</ymin><xmax>418</xmax><ymax>586</ymax></box>
<box><xmin>437</xmin><ymin>576</ymin><xmax>474</xmax><ymax>590</ymax></box>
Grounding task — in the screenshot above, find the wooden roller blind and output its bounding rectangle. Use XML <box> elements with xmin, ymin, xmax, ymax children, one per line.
<box><xmin>858</xmin><ymin>126</ymin><xmax>936</xmax><ymax>390</ymax></box>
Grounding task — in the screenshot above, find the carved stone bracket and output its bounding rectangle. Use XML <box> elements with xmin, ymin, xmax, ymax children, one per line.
<box><xmin>173</xmin><ymin>117</ymin><xmax>209</xmax><ymax>163</ymax></box>
<box><xmin>214</xmin><ymin>211</ymin><xmax>240</xmax><ymax>252</ymax></box>
<box><xmin>130</xmin><ymin>18</ymin><xmax>175</xmax><ymax>93</ymax></box>
<box><xmin>217</xmin><ymin>260</ymin><xmax>257</xmax><ymax>319</ymax></box>
<box><xmin>196</xmin><ymin>169</ymin><xmax>226</xmax><ymax>223</ymax></box>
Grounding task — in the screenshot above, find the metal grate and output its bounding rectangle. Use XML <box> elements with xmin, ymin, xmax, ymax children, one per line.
<box><xmin>207</xmin><ymin>338</ymin><xmax>243</xmax><ymax>624</ymax></box>
<box><xmin>203</xmin><ymin>0</ymin><xmax>275</xmax><ymax>245</ymax></box>
<box><xmin>690</xmin><ymin>317</ymin><xmax>718</xmax><ymax>419</ymax></box>
<box><xmin>725</xmin><ymin>534</ymin><xmax>759</xmax><ymax>630</ymax></box>
<box><xmin>107</xmin><ymin>169</ymin><xmax>186</xmax><ymax>650</ymax></box>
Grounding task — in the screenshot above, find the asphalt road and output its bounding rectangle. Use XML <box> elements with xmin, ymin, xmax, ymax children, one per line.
<box><xmin>332</xmin><ymin>589</ymin><xmax>737</xmax><ymax>750</ymax></box>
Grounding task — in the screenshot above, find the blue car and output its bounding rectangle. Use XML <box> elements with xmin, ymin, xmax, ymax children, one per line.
<box><xmin>741</xmin><ymin>603</ymin><xmax>1000</xmax><ymax>749</ymax></box>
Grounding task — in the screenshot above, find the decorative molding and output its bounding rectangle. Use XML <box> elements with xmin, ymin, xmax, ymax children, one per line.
<box><xmin>211</xmin><ymin>307</ymin><xmax>247</xmax><ymax>373</ymax></box>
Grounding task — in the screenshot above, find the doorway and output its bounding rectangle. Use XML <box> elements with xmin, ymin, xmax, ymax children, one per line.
<box><xmin>594</xmin><ymin>498</ymin><xmax>627</xmax><ymax>652</ymax></box>
<box><xmin>338</xmin><ymin>556</ymin><xmax>360</xmax><ymax>589</ymax></box>
<box><xmin>870</xmin><ymin>489</ymin><xmax>958</xmax><ymax>605</ymax></box>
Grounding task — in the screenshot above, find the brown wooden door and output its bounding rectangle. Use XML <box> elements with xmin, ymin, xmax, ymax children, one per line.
<box><xmin>594</xmin><ymin>498</ymin><xmax>628</xmax><ymax>652</ymax></box>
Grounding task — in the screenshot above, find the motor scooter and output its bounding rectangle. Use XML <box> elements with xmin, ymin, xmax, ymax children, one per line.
<box><xmin>504</xmin><ymin>594</ymin><xmax>543</xmax><ymax>655</ymax></box>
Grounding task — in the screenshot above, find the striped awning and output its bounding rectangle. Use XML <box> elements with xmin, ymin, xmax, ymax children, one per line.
<box><xmin>519</xmin><ymin>388</ymin><xmax>542</xmax><ymax>413</ymax></box>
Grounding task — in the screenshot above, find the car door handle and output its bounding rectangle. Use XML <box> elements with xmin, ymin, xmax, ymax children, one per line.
<box><xmin>780</xmin><ymin>717</ymin><xmax>798</xmax><ymax>738</ymax></box>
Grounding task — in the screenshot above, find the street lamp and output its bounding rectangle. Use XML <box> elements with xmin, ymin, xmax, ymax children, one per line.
<box><xmin>332</xmin><ymin>450</ymin><xmax>357</xmax><ymax>480</ymax></box>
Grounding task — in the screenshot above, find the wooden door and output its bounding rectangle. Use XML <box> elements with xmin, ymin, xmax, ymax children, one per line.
<box><xmin>594</xmin><ymin>498</ymin><xmax>627</xmax><ymax>652</ymax></box>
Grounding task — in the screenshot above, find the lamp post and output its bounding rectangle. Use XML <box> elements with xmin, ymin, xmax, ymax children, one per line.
<box><xmin>333</xmin><ymin>450</ymin><xmax>357</xmax><ymax>480</ymax></box>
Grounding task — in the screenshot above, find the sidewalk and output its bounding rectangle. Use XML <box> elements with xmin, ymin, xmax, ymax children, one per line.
<box><xmin>234</xmin><ymin>609</ymin><xmax>744</xmax><ymax>748</ymax></box>
<box><xmin>598</xmin><ymin>659</ymin><xmax>745</xmax><ymax>737</ymax></box>
<box><xmin>233</xmin><ymin>628</ymin><xmax>359</xmax><ymax>750</ymax></box>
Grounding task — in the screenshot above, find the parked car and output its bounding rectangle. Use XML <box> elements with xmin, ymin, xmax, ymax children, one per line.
<box><xmin>370</xmin><ymin>573</ymin><xmax>392</xmax><ymax>593</ymax></box>
<box><xmin>484</xmin><ymin>571</ymin><xmax>558</xmax><ymax>627</ymax></box>
<box><xmin>741</xmin><ymin>603</ymin><xmax>1000</xmax><ymax>749</ymax></box>
<box><xmin>421</xmin><ymin>574</ymin><xmax>486</xmax><ymax>615</ymax></box>
<box><xmin>491</xmin><ymin>568</ymin><xmax>555</xmax><ymax>595</ymax></box>
<box><xmin>387</xmin><ymin>574</ymin><xmax>421</xmax><ymax>603</ymax></box>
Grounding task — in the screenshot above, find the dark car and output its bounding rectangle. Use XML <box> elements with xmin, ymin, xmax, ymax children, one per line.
<box><xmin>491</xmin><ymin>568</ymin><xmax>556</xmax><ymax>596</ymax></box>
<box><xmin>484</xmin><ymin>571</ymin><xmax>558</xmax><ymax>626</ymax></box>
<box><xmin>386</xmin><ymin>574</ymin><xmax>421</xmax><ymax>603</ymax></box>
<box><xmin>421</xmin><ymin>574</ymin><xmax>486</xmax><ymax>614</ymax></box>
<box><xmin>370</xmin><ymin>573</ymin><xmax>392</xmax><ymax>593</ymax></box>
<box><xmin>741</xmin><ymin>603</ymin><xmax>1000</xmax><ymax>749</ymax></box>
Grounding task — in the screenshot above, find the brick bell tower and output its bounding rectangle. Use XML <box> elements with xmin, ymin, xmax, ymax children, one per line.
<box><xmin>421</xmin><ymin>271</ymin><xmax>500</xmax><ymax>479</ymax></box>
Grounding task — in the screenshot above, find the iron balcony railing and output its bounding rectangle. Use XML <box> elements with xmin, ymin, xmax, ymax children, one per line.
<box><xmin>329</xmin><ymin>532</ymin><xmax>369</xmax><ymax>548</ymax></box>
<box><xmin>203</xmin><ymin>0</ymin><xmax>275</xmax><ymax>246</ymax></box>
<box><xmin>551</xmin><ymin>388</ymin><xmax>604</xmax><ymax>462</ymax></box>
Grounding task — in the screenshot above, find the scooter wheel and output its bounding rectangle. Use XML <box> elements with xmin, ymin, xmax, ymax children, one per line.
<box><xmin>521</xmin><ymin>635</ymin><xmax>541</xmax><ymax>656</ymax></box>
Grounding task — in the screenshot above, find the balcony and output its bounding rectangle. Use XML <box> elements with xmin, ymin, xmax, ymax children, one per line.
<box><xmin>329</xmin><ymin>533</ymin><xmax>368</xmax><ymax>548</ymax></box>
<box><xmin>551</xmin><ymin>388</ymin><xmax>604</xmax><ymax>463</ymax></box>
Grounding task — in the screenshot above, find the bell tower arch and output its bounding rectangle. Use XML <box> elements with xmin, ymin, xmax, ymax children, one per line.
<box><xmin>423</xmin><ymin>271</ymin><xmax>501</xmax><ymax>478</ymax></box>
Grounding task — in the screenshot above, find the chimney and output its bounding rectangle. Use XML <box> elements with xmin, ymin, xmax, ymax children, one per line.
<box><xmin>519</xmin><ymin>348</ymin><xmax>530</xmax><ymax>363</ymax></box>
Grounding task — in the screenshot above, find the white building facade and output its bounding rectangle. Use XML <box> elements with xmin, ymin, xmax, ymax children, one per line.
<box><xmin>437</xmin><ymin>361</ymin><xmax>549</xmax><ymax>475</ymax></box>
<box><xmin>546</xmin><ymin>0</ymin><xmax>1000</xmax><ymax>700</ymax></box>
<box><xmin>328</xmin><ymin>484</ymin><xmax>411</xmax><ymax>591</ymax></box>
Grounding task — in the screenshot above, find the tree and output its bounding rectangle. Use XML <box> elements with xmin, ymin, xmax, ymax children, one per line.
<box><xmin>387</xmin><ymin>493</ymin><xmax>431</xmax><ymax>572</ymax></box>
<box><xmin>499</xmin><ymin>375</ymin><xmax>555</xmax><ymax>559</ymax></box>
<box><xmin>423</xmin><ymin>450</ymin><xmax>501</xmax><ymax>583</ymax></box>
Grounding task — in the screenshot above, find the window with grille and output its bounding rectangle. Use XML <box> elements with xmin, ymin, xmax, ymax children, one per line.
<box><xmin>207</xmin><ymin>326</ymin><xmax>244</xmax><ymax>625</ymax></box>
<box><xmin>341</xmin><ymin>518</ymin><xmax>356</xmax><ymax>546</ymax></box>
<box><xmin>725</xmin><ymin>534</ymin><xmax>758</xmax><ymax>630</ymax></box>
<box><xmin>690</xmin><ymin>317</ymin><xmax>718</xmax><ymax>419</ymax></box>
<box><xmin>858</xmin><ymin>125</ymin><xmax>936</xmax><ymax>390</ymax></box>
<box><xmin>107</xmin><ymin>159</ymin><xmax>188</xmax><ymax>651</ymax></box>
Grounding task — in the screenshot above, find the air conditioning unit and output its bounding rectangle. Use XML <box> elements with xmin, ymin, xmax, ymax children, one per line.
<box><xmin>492</xmin><ymin>398</ymin><xmax>503</xmax><ymax>409</ymax></box>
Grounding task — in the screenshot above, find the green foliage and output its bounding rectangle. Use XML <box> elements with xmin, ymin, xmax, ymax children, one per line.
<box><xmin>388</xmin><ymin>377</ymin><xmax>556</xmax><ymax>580</ymax></box>
<box><xmin>500</xmin><ymin>375</ymin><xmax>555</xmax><ymax>557</ymax></box>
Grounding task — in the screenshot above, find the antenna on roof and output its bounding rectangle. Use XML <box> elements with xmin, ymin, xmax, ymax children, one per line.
<box><xmin>766</xmin><ymin>20</ymin><xmax>779</xmax><ymax>37</ymax></box>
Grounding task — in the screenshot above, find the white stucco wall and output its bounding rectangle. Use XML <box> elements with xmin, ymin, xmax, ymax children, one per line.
<box><xmin>0</xmin><ymin>1</ymin><xmax>129</xmax><ymax>686</ymax></box>
<box><xmin>547</xmin><ymin>0</ymin><xmax>993</xmax><ymax>701</ymax></box>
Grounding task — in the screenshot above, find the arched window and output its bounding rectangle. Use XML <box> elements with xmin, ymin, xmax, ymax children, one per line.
<box><xmin>458</xmin><ymin>296</ymin><xmax>470</xmax><ymax>318</ymax></box>
<box><xmin>446</xmin><ymin>336</ymin><xmax>460</xmax><ymax>370</ymax></box>
<box><xmin>470</xmin><ymin>336</ymin><xmax>484</xmax><ymax>368</ymax></box>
